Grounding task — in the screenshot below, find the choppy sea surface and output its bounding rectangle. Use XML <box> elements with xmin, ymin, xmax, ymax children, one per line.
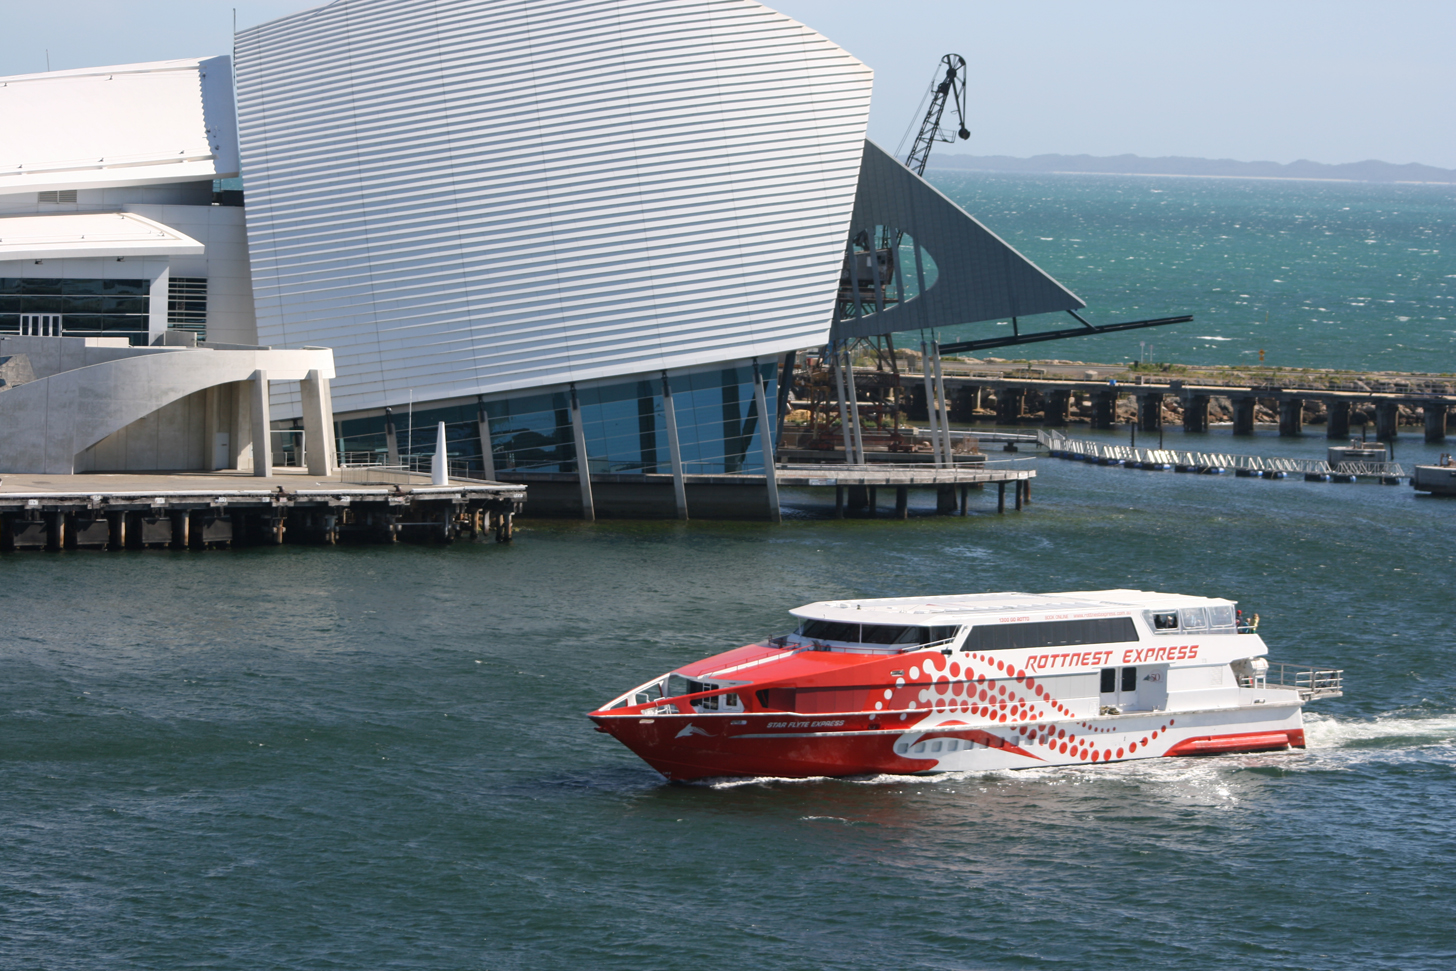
<box><xmin>927</xmin><ymin>172</ymin><xmax>1455</xmax><ymax>371</ymax></box>
<box><xmin>5</xmin><ymin>176</ymin><xmax>1456</xmax><ymax>969</ymax></box>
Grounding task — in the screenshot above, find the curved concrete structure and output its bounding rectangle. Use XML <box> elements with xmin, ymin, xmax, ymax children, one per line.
<box><xmin>0</xmin><ymin>335</ymin><xmax>333</xmax><ymax>474</ymax></box>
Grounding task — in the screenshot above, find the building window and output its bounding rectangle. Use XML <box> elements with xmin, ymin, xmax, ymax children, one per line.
<box><xmin>37</xmin><ymin>190</ymin><xmax>78</xmax><ymax>204</ymax></box>
<box><xmin>0</xmin><ymin>278</ymin><xmax>150</xmax><ymax>344</ymax></box>
<box><xmin>167</xmin><ymin>277</ymin><xmax>208</xmax><ymax>339</ymax></box>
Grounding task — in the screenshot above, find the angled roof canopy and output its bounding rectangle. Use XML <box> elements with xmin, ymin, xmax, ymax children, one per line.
<box><xmin>0</xmin><ymin>57</ymin><xmax>239</xmax><ymax>196</ymax></box>
<box><xmin>831</xmin><ymin>140</ymin><xmax>1084</xmax><ymax>341</ymax></box>
<box><xmin>0</xmin><ymin>211</ymin><xmax>204</xmax><ymax>260</ymax></box>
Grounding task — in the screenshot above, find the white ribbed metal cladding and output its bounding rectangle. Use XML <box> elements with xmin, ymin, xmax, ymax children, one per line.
<box><xmin>236</xmin><ymin>0</ymin><xmax>871</xmax><ymax>415</ymax></box>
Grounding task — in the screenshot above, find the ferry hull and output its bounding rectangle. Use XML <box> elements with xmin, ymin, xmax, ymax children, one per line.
<box><xmin>593</xmin><ymin>703</ymin><xmax>1307</xmax><ymax>782</ymax></box>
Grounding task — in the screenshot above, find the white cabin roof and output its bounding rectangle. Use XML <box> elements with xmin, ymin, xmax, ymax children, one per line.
<box><xmin>789</xmin><ymin>590</ymin><xmax>1234</xmax><ymax>626</ymax></box>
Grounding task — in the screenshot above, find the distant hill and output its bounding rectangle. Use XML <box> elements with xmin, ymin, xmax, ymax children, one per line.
<box><xmin>929</xmin><ymin>153</ymin><xmax>1456</xmax><ymax>184</ymax></box>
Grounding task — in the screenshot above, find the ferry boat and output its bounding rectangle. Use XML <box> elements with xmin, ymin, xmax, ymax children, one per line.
<box><xmin>589</xmin><ymin>590</ymin><xmax>1343</xmax><ymax>781</ymax></box>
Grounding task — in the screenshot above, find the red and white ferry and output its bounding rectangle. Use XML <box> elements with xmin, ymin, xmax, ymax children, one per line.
<box><xmin>589</xmin><ymin>590</ymin><xmax>1343</xmax><ymax>781</ymax></box>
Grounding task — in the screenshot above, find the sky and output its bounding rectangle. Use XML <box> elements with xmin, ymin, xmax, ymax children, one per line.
<box><xmin>1</xmin><ymin>0</ymin><xmax>1452</xmax><ymax>169</ymax></box>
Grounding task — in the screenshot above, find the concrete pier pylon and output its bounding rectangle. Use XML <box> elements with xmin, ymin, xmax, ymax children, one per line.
<box><xmin>1279</xmin><ymin>398</ymin><xmax>1304</xmax><ymax>437</ymax></box>
<box><xmin>1233</xmin><ymin>397</ymin><xmax>1256</xmax><ymax>435</ymax></box>
<box><xmin>1424</xmin><ymin>402</ymin><xmax>1448</xmax><ymax>443</ymax></box>
<box><xmin>1327</xmin><ymin>400</ymin><xmax>1351</xmax><ymax>440</ymax></box>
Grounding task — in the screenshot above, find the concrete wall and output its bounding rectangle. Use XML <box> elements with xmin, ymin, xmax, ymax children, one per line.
<box><xmin>0</xmin><ymin>336</ymin><xmax>333</xmax><ymax>473</ymax></box>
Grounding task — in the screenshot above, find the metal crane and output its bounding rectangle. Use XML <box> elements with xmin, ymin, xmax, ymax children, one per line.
<box><xmin>904</xmin><ymin>54</ymin><xmax>970</xmax><ymax>176</ymax></box>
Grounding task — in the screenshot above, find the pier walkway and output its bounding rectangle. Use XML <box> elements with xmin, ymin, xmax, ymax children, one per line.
<box><xmin>1043</xmin><ymin>432</ymin><xmax>1406</xmax><ymax>483</ymax></box>
<box><xmin>0</xmin><ymin>468</ymin><xmax>524</xmax><ymax>551</ymax></box>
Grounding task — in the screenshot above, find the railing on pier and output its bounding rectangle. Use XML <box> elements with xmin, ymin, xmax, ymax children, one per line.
<box><xmin>337</xmin><ymin>455</ymin><xmax>476</xmax><ymax>485</ymax></box>
<box><xmin>1047</xmin><ymin>436</ymin><xmax>1404</xmax><ymax>479</ymax></box>
<box><xmin>1240</xmin><ymin>662</ymin><xmax>1344</xmax><ymax>700</ymax></box>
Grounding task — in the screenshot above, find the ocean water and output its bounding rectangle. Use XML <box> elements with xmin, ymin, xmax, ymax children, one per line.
<box><xmin>5</xmin><ymin>454</ymin><xmax>1456</xmax><ymax>970</ymax></box>
<box><xmin>926</xmin><ymin>172</ymin><xmax>1456</xmax><ymax>372</ymax></box>
<box><xmin>5</xmin><ymin>175</ymin><xmax>1456</xmax><ymax>970</ymax></box>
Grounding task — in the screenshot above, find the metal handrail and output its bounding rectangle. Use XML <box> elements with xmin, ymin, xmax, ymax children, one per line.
<box><xmin>1240</xmin><ymin>662</ymin><xmax>1344</xmax><ymax>700</ymax></box>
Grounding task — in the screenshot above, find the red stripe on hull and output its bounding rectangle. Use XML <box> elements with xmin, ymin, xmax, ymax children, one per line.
<box><xmin>592</xmin><ymin>715</ymin><xmax>1040</xmax><ymax>781</ymax></box>
<box><xmin>1164</xmin><ymin>730</ymin><xmax>1297</xmax><ymax>757</ymax></box>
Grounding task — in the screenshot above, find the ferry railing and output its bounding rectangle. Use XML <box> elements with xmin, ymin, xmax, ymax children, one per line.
<box><xmin>1240</xmin><ymin>662</ymin><xmax>1344</xmax><ymax>700</ymax></box>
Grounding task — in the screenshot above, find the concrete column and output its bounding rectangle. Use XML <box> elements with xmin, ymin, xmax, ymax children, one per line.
<box><xmin>661</xmin><ymin>373</ymin><xmax>688</xmax><ymax>520</ymax></box>
<box><xmin>204</xmin><ymin>385</ymin><xmax>221</xmax><ymax>471</ymax></box>
<box><xmin>233</xmin><ymin>380</ymin><xmax>254</xmax><ymax>472</ymax></box>
<box><xmin>919</xmin><ymin>341</ymin><xmax>942</xmax><ymax>467</ymax></box>
<box><xmin>752</xmin><ymin>362</ymin><xmax>781</xmax><ymax>523</ymax></box>
<box><xmin>1233</xmin><ymin>397</ymin><xmax>1257</xmax><ymax>435</ymax></box>
<box><xmin>250</xmin><ymin>369</ymin><xmax>272</xmax><ymax>476</ymax></box>
<box><xmin>997</xmin><ymin>481</ymin><xmax>1006</xmax><ymax>514</ymax></box>
<box><xmin>846</xmin><ymin>346</ymin><xmax>867</xmax><ymax>464</ymax></box>
<box><xmin>1138</xmin><ymin>394</ymin><xmax>1162</xmax><ymax>432</ymax></box>
<box><xmin>931</xmin><ymin>341</ymin><xmax>952</xmax><ymax>464</ymax></box>
<box><xmin>1279</xmin><ymin>398</ymin><xmax>1304</xmax><ymax>437</ymax></box>
<box><xmin>1015</xmin><ymin>479</ymin><xmax>1024</xmax><ymax>511</ymax></box>
<box><xmin>895</xmin><ymin>486</ymin><xmax>908</xmax><ymax>519</ymax></box>
<box><xmin>1327</xmin><ymin>399</ymin><xmax>1351</xmax><ymax>439</ymax></box>
<box><xmin>834</xmin><ymin>347</ymin><xmax>857</xmax><ymax>463</ymax></box>
<box><xmin>300</xmin><ymin>369</ymin><xmax>335</xmax><ymax>476</ymax></box>
<box><xmin>1376</xmin><ymin>401</ymin><xmax>1399</xmax><ymax>441</ymax></box>
<box><xmin>1183</xmin><ymin>394</ymin><xmax>1210</xmax><ymax>433</ymax></box>
<box><xmin>847</xmin><ymin>485</ymin><xmax>868</xmax><ymax>511</ymax></box>
<box><xmin>384</xmin><ymin>408</ymin><xmax>400</xmax><ymax>465</ymax></box>
<box><xmin>477</xmin><ymin>399</ymin><xmax>496</xmax><ymax>480</ymax></box>
<box><xmin>1091</xmin><ymin>391</ymin><xmax>1117</xmax><ymax>430</ymax></box>
<box><xmin>1043</xmin><ymin>390</ymin><xmax>1071</xmax><ymax>427</ymax></box>
<box><xmin>568</xmin><ymin>385</ymin><xmax>595</xmax><ymax>521</ymax></box>
<box><xmin>996</xmin><ymin>387</ymin><xmax>1025</xmax><ymax>425</ymax></box>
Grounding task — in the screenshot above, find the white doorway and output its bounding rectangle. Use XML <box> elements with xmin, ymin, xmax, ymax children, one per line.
<box><xmin>213</xmin><ymin>432</ymin><xmax>231</xmax><ymax>470</ymax></box>
<box><xmin>20</xmin><ymin>314</ymin><xmax>62</xmax><ymax>336</ymax></box>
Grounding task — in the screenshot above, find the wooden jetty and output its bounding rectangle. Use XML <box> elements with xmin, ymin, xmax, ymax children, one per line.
<box><xmin>0</xmin><ymin>468</ymin><xmax>524</xmax><ymax>551</ymax></box>
<box><xmin>1047</xmin><ymin>433</ymin><xmax>1405</xmax><ymax>484</ymax></box>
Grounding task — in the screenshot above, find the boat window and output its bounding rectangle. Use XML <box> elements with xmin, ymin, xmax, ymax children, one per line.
<box><xmin>799</xmin><ymin>621</ymin><xmax>963</xmax><ymax>647</ymax></box>
<box><xmin>1100</xmin><ymin>668</ymin><xmax>1117</xmax><ymax>693</ymax></box>
<box><xmin>1148</xmin><ymin>611</ymin><xmax>1180</xmax><ymax>631</ymax></box>
<box><xmin>1208</xmin><ymin>605</ymin><xmax>1237</xmax><ymax>630</ymax></box>
<box><xmin>1181</xmin><ymin>608</ymin><xmax>1208</xmax><ymax>630</ymax></box>
<box><xmin>861</xmin><ymin>624</ymin><xmax>916</xmax><ymax>644</ymax></box>
<box><xmin>1121</xmin><ymin>667</ymin><xmax>1137</xmax><ymax>692</ymax></box>
<box><xmin>633</xmin><ymin>681</ymin><xmax>664</xmax><ymax>705</ymax></box>
<box><xmin>798</xmin><ymin>620</ymin><xmax>859</xmax><ymax>642</ymax></box>
<box><xmin>725</xmin><ymin>693</ymin><xmax>740</xmax><ymax>708</ymax></box>
<box><xmin>966</xmin><ymin>617</ymin><xmax>1138</xmax><ymax>652</ymax></box>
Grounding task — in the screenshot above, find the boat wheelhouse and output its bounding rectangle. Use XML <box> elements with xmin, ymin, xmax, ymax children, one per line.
<box><xmin>589</xmin><ymin>590</ymin><xmax>1342</xmax><ymax>781</ymax></box>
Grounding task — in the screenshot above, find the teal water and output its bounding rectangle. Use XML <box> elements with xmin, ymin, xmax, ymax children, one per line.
<box><xmin>4</xmin><ymin>457</ymin><xmax>1456</xmax><ymax>969</ymax></box>
<box><xmin>927</xmin><ymin>172</ymin><xmax>1456</xmax><ymax>372</ymax></box>
<box><xmin>6</xmin><ymin>176</ymin><xmax>1456</xmax><ymax>969</ymax></box>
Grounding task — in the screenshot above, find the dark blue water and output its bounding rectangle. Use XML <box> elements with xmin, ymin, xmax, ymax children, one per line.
<box><xmin>928</xmin><ymin>172</ymin><xmax>1456</xmax><ymax>372</ymax></box>
<box><xmin>4</xmin><ymin>449</ymin><xmax>1455</xmax><ymax>969</ymax></box>
<box><xmin>5</xmin><ymin>174</ymin><xmax>1456</xmax><ymax>968</ymax></box>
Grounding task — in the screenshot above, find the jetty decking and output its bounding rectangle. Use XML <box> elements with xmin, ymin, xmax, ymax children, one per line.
<box><xmin>1046</xmin><ymin>433</ymin><xmax>1405</xmax><ymax>484</ymax></box>
<box><xmin>0</xmin><ymin>468</ymin><xmax>524</xmax><ymax>551</ymax></box>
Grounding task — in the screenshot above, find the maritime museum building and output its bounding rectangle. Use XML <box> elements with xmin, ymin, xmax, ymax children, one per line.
<box><xmin>0</xmin><ymin>0</ymin><xmax>1081</xmax><ymax>502</ymax></box>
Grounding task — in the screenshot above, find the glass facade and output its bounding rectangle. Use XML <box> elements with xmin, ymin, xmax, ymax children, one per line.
<box><xmin>333</xmin><ymin>363</ymin><xmax>777</xmax><ymax>477</ymax></box>
<box><xmin>0</xmin><ymin>278</ymin><xmax>151</xmax><ymax>344</ymax></box>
